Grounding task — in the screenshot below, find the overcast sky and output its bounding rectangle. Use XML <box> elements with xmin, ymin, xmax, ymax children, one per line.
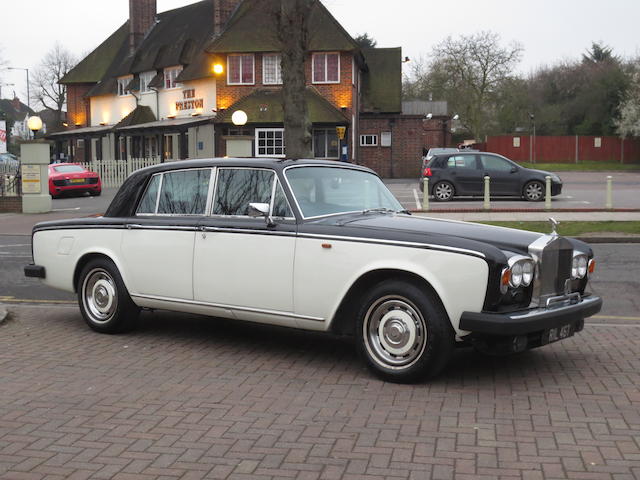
<box><xmin>1</xmin><ymin>0</ymin><xmax>639</xmax><ymax>105</ymax></box>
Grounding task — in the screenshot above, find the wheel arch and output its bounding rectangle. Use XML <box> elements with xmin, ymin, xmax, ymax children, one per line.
<box><xmin>73</xmin><ymin>251</ymin><xmax>125</xmax><ymax>293</ymax></box>
<box><xmin>329</xmin><ymin>268</ymin><xmax>448</xmax><ymax>336</ymax></box>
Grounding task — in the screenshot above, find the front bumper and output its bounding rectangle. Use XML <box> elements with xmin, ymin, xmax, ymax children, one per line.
<box><xmin>459</xmin><ymin>295</ymin><xmax>602</xmax><ymax>335</ymax></box>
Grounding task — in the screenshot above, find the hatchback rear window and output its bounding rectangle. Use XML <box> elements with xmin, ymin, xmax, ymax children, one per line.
<box><xmin>53</xmin><ymin>165</ymin><xmax>85</xmax><ymax>173</ymax></box>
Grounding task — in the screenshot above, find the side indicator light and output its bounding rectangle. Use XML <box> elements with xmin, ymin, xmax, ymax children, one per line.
<box><xmin>588</xmin><ymin>259</ymin><xmax>596</xmax><ymax>274</ymax></box>
<box><xmin>322</xmin><ymin>243</ymin><xmax>332</xmax><ymax>249</ymax></box>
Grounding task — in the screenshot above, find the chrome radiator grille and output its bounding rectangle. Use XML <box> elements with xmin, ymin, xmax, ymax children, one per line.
<box><xmin>529</xmin><ymin>235</ymin><xmax>574</xmax><ymax>305</ymax></box>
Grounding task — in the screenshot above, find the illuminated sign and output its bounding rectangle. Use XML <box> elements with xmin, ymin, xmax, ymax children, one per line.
<box><xmin>176</xmin><ymin>88</ymin><xmax>204</xmax><ymax>111</ymax></box>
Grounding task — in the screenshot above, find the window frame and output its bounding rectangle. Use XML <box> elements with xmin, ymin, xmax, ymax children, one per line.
<box><xmin>255</xmin><ymin>128</ymin><xmax>286</xmax><ymax>158</ymax></box>
<box><xmin>117</xmin><ymin>76</ymin><xmax>133</xmax><ymax>96</ymax></box>
<box><xmin>163</xmin><ymin>66</ymin><xmax>183</xmax><ymax>90</ymax></box>
<box><xmin>135</xmin><ymin>168</ymin><xmax>215</xmax><ymax>217</ymax></box>
<box><xmin>360</xmin><ymin>134</ymin><xmax>378</xmax><ymax>147</ymax></box>
<box><xmin>312</xmin><ymin>52</ymin><xmax>340</xmax><ymax>84</ymax></box>
<box><xmin>227</xmin><ymin>54</ymin><xmax>255</xmax><ymax>85</ymax></box>
<box><xmin>210</xmin><ymin>166</ymin><xmax>294</xmax><ymax>220</ymax></box>
<box><xmin>262</xmin><ymin>53</ymin><xmax>282</xmax><ymax>85</ymax></box>
<box><xmin>313</xmin><ymin>128</ymin><xmax>339</xmax><ymax>159</ymax></box>
<box><xmin>140</xmin><ymin>70</ymin><xmax>156</xmax><ymax>94</ymax></box>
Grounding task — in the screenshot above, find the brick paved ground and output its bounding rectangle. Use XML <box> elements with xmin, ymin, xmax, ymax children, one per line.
<box><xmin>0</xmin><ymin>305</ymin><xmax>639</xmax><ymax>480</ymax></box>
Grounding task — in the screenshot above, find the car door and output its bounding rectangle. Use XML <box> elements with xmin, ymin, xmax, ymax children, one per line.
<box><xmin>479</xmin><ymin>154</ymin><xmax>521</xmax><ymax>195</ymax></box>
<box><xmin>446</xmin><ymin>154</ymin><xmax>483</xmax><ymax>195</ymax></box>
<box><xmin>120</xmin><ymin>168</ymin><xmax>212</xmax><ymax>300</ymax></box>
<box><xmin>193</xmin><ymin>167</ymin><xmax>297</xmax><ymax>326</ymax></box>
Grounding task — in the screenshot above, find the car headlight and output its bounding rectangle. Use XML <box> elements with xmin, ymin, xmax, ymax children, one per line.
<box><xmin>501</xmin><ymin>256</ymin><xmax>536</xmax><ymax>293</ymax></box>
<box><xmin>550</xmin><ymin>174</ymin><xmax>562</xmax><ymax>183</ymax></box>
<box><xmin>572</xmin><ymin>253</ymin><xmax>588</xmax><ymax>279</ymax></box>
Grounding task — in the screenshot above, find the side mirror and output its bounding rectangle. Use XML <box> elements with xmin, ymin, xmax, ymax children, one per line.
<box><xmin>248</xmin><ymin>202</ymin><xmax>274</xmax><ymax>227</ymax></box>
<box><xmin>511</xmin><ymin>166</ymin><xmax>518</xmax><ymax>173</ymax></box>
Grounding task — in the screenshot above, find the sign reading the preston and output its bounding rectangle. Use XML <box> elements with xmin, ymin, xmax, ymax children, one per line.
<box><xmin>175</xmin><ymin>89</ymin><xmax>204</xmax><ymax>112</ymax></box>
<box><xmin>21</xmin><ymin>164</ymin><xmax>42</xmax><ymax>194</ymax></box>
<box><xmin>0</xmin><ymin>120</ymin><xmax>7</xmax><ymax>153</ymax></box>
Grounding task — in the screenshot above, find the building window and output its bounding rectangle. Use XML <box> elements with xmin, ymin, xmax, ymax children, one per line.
<box><xmin>312</xmin><ymin>52</ymin><xmax>340</xmax><ymax>83</ymax></box>
<box><xmin>256</xmin><ymin>128</ymin><xmax>285</xmax><ymax>157</ymax></box>
<box><xmin>226</xmin><ymin>127</ymin><xmax>251</xmax><ymax>136</ymax></box>
<box><xmin>360</xmin><ymin>134</ymin><xmax>378</xmax><ymax>146</ymax></box>
<box><xmin>117</xmin><ymin>76</ymin><xmax>132</xmax><ymax>96</ymax></box>
<box><xmin>164</xmin><ymin>66</ymin><xmax>183</xmax><ymax>89</ymax></box>
<box><xmin>140</xmin><ymin>71</ymin><xmax>156</xmax><ymax>93</ymax></box>
<box><xmin>313</xmin><ymin>129</ymin><xmax>339</xmax><ymax>158</ymax></box>
<box><xmin>163</xmin><ymin>135</ymin><xmax>174</xmax><ymax>159</ymax></box>
<box><xmin>228</xmin><ymin>54</ymin><xmax>255</xmax><ymax>85</ymax></box>
<box><xmin>263</xmin><ymin>53</ymin><xmax>282</xmax><ymax>85</ymax></box>
<box><xmin>380</xmin><ymin>131</ymin><xmax>392</xmax><ymax>147</ymax></box>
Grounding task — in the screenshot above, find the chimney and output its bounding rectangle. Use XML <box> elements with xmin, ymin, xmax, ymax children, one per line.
<box><xmin>213</xmin><ymin>0</ymin><xmax>241</xmax><ymax>36</ymax></box>
<box><xmin>129</xmin><ymin>0</ymin><xmax>157</xmax><ymax>54</ymax></box>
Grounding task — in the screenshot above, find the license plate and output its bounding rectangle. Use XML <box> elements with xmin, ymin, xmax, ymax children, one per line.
<box><xmin>70</xmin><ymin>178</ymin><xmax>85</xmax><ymax>183</ymax></box>
<box><xmin>546</xmin><ymin>323</ymin><xmax>574</xmax><ymax>344</ymax></box>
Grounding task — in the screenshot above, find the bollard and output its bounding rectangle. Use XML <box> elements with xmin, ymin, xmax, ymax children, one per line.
<box><xmin>606</xmin><ymin>175</ymin><xmax>613</xmax><ymax>210</ymax></box>
<box><xmin>545</xmin><ymin>176</ymin><xmax>552</xmax><ymax>211</ymax></box>
<box><xmin>422</xmin><ymin>178</ymin><xmax>429</xmax><ymax>211</ymax></box>
<box><xmin>483</xmin><ymin>176</ymin><xmax>490</xmax><ymax>211</ymax></box>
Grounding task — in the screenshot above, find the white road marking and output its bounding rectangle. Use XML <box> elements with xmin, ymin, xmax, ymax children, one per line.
<box><xmin>412</xmin><ymin>189</ymin><xmax>421</xmax><ymax>209</ymax></box>
<box><xmin>0</xmin><ymin>244</ymin><xmax>30</xmax><ymax>247</ymax></box>
<box><xmin>52</xmin><ymin>207</ymin><xmax>81</xmax><ymax>212</ymax></box>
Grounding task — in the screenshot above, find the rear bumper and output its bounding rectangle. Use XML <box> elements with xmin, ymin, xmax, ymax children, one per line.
<box><xmin>459</xmin><ymin>295</ymin><xmax>602</xmax><ymax>335</ymax></box>
<box><xmin>24</xmin><ymin>264</ymin><xmax>46</xmax><ymax>279</ymax></box>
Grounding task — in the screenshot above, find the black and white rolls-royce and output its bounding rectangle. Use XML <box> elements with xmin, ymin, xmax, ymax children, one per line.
<box><xmin>25</xmin><ymin>159</ymin><xmax>602</xmax><ymax>382</ymax></box>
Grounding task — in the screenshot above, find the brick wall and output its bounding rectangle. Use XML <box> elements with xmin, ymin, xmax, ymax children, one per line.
<box><xmin>66</xmin><ymin>84</ymin><xmax>93</xmax><ymax>128</ymax></box>
<box><xmin>359</xmin><ymin>115</ymin><xmax>424</xmax><ymax>178</ymax></box>
<box><xmin>0</xmin><ymin>196</ymin><xmax>21</xmax><ymax>213</ymax></box>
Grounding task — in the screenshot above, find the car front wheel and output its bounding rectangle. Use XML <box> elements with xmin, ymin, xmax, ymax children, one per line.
<box><xmin>432</xmin><ymin>181</ymin><xmax>454</xmax><ymax>201</ymax></box>
<box><xmin>77</xmin><ymin>258</ymin><xmax>139</xmax><ymax>333</ymax></box>
<box><xmin>356</xmin><ymin>280</ymin><xmax>454</xmax><ymax>383</ymax></box>
<box><xmin>523</xmin><ymin>181</ymin><xmax>544</xmax><ymax>201</ymax></box>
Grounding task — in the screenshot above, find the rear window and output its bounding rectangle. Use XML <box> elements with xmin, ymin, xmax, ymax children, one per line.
<box><xmin>53</xmin><ymin>165</ymin><xmax>85</xmax><ymax>173</ymax></box>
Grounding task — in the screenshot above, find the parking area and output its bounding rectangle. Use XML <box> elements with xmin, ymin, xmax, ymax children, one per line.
<box><xmin>1</xmin><ymin>305</ymin><xmax>639</xmax><ymax>479</ymax></box>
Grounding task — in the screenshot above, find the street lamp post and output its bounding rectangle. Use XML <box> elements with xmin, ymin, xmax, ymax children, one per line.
<box><xmin>5</xmin><ymin>67</ymin><xmax>30</xmax><ymax>110</ymax></box>
<box><xmin>529</xmin><ymin>113</ymin><xmax>536</xmax><ymax>164</ymax></box>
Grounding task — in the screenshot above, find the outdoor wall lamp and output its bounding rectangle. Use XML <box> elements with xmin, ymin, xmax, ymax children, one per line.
<box><xmin>213</xmin><ymin>64</ymin><xmax>224</xmax><ymax>75</ymax></box>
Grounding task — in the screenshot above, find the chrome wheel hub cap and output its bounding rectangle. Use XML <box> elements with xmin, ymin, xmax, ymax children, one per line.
<box><xmin>83</xmin><ymin>269</ymin><xmax>117</xmax><ymax>323</ymax></box>
<box><xmin>435</xmin><ymin>184</ymin><xmax>452</xmax><ymax>199</ymax></box>
<box><xmin>526</xmin><ymin>183</ymin><xmax>542</xmax><ymax>200</ymax></box>
<box><xmin>364</xmin><ymin>297</ymin><xmax>427</xmax><ymax>369</ymax></box>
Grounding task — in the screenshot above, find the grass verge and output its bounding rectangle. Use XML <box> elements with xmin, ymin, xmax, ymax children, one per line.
<box><xmin>478</xmin><ymin>221</ymin><xmax>640</xmax><ymax>236</ymax></box>
<box><xmin>519</xmin><ymin>161</ymin><xmax>640</xmax><ymax>171</ymax></box>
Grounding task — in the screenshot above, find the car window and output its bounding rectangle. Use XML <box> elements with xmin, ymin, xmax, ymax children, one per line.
<box><xmin>213</xmin><ymin>168</ymin><xmax>274</xmax><ymax>216</ymax></box>
<box><xmin>53</xmin><ymin>165</ymin><xmax>85</xmax><ymax>173</ymax></box>
<box><xmin>137</xmin><ymin>174</ymin><xmax>161</xmax><ymax>214</ymax></box>
<box><xmin>157</xmin><ymin>169</ymin><xmax>210</xmax><ymax>215</ymax></box>
<box><xmin>481</xmin><ymin>155</ymin><xmax>513</xmax><ymax>171</ymax></box>
<box><xmin>446</xmin><ymin>155</ymin><xmax>476</xmax><ymax>169</ymax></box>
<box><xmin>272</xmin><ymin>181</ymin><xmax>294</xmax><ymax>218</ymax></box>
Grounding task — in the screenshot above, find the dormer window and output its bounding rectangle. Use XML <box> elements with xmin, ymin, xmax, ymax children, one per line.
<box><xmin>312</xmin><ymin>52</ymin><xmax>340</xmax><ymax>84</ymax></box>
<box><xmin>117</xmin><ymin>76</ymin><xmax>133</xmax><ymax>96</ymax></box>
<box><xmin>164</xmin><ymin>66</ymin><xmax>183</xmax><ymax>89</ymax></box>
<box><xmin>140</xmin><ymin>71</ymin><xmax>156</xmax><ymax>93</ymax></box>
<box><xmin>228</xmin><ymin>54</ymin><xmax>255</xmax><ymax>85</ymax></box>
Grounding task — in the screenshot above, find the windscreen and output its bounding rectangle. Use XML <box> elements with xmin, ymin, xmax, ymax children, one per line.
<box><xmin>286</xmin><ymin>166</ymin><xmax>403</xmax><ymax>218</ymax></box>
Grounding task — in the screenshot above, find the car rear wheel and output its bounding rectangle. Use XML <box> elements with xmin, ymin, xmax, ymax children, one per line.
<box><xmin>77</xmin><ymin>258</ymin><xmax>139</xmax><ymax>334</ymax></box>
<box><xmin>356</xmin><ymin>280</ymin><xmax>454</xmax><ymax>383</ymax></box>
<box><xmin>523</xmin><ymin>181</ymin><xmax>544</xmax><ymax>201</ymax></box>
<box><xmin>433</xmin><ymin>181</ymin><xmax>454</xmax><ymax>201</ymax></box>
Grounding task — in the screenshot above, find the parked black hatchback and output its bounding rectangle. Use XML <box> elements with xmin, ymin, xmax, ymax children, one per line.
<box><xmin>419</xmin><ymin>152</ymin><xmax>563</xmax><ymax>201</ymax></box>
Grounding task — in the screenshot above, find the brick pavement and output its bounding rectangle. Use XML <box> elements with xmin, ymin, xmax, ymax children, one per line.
<box><xmin>0</xmin><ymin>305</ymin><xmax>639</xmax><ymax>480</ymax></box>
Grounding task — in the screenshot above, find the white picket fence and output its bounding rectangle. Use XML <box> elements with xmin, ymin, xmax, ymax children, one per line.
<box><xmin>81</xmin><ymin>157</ymin><xmax>163</xmax><ymax>188</ymax></box>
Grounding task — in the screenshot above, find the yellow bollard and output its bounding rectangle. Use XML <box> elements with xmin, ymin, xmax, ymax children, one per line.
<box><xmin>545</xmin><ymin>176</ymin><xmax>552</xmax><ymax>211</ymax></box>
<box><xmin>606</xmin><ymin>176</ymin><xmax>613</xmax><ymax>210</ymax></box>
<box><xmin>483</xmin><ymin>176</ymin><xmax>490</xmax><ymax>211</ymax></box>
<box><xmin>422</xmin><ymin>178</ymin><xmax>429</xmax><ymax>211</ymax></box>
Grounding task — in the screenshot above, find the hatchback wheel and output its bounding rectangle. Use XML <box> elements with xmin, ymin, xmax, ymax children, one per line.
<box><xmin>523</xmin><ymin>181</ymin><xmax>544</xmax><ymax>201</ymax></box>
<box><xmin>433</xmin><ymin>181</ymin><xmax>454</xmax><ymax>201</ymax></box>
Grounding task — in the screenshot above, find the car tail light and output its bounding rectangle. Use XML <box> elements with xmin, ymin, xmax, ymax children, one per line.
<box><xmin>423</xmin><ymin>167</ymin><xmax>432</xmax><ymax>177</ymax></box>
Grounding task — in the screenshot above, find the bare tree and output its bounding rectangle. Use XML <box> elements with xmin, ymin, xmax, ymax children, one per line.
<box><xmin>274</xmin><ymin>0</ymin><xmax>315</xmax><ymax>159</ymax></box>
<box><xmin>616</xmin><ymin>62</ymin><xmax>640</xmax><ymax>138</ymax></box>
<box><xmin>30</xmin><ymin>43</ymin><xmax>76</xmax><ymax>127</ymax></box>
<box><xmin>424</xmin><ymin>31</ymin><xmax>523</xmax><ymax>141</ymax></box>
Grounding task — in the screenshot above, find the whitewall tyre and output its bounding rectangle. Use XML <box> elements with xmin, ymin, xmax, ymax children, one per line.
<box><xmin>356</xmin><ymin>280</ymin><xmax>454</xmax><ymax>383</ymax></box>
<box><xmin>77</xmin><ymin>258</ymin><xmax>139</xmax><ymax>334</ymax></box>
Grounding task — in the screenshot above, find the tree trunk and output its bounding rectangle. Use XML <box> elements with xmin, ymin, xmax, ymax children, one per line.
<box><xmin>277</xmin><ymin>0</ymin><xmax>313</xmax><ymax>159</ymax></box>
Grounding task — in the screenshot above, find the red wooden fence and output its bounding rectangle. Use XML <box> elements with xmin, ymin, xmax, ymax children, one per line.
<box><xmin>484</xmin><ymin>135</ymin><xmax>640</xmax><ymax>164</ymax></box>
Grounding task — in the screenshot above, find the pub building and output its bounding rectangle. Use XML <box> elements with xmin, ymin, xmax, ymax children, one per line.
<box><xmin>51</xmin><ymin>0</ymin><xmax>423</xmax><ymax>177</ymax></box>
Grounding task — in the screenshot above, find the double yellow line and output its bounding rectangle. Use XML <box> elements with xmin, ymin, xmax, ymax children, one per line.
<box><xmin>0</xmin><ymin>296</ymin><xmax>75</xmax><ymax>305</ymax></box>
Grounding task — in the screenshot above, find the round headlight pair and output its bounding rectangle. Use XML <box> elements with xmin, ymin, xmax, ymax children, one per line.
<box><xmin>501</xmin><ymin>256</ymin><xmax>536</xmax><ymax>293</ymax></box>
<box><xmin>572</xmin><ymin>254</ymin><xmax>588</xmax><ymax>279</ymax></box>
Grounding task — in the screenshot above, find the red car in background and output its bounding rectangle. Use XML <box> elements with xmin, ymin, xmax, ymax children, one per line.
<box><xmin>48</xmin><ymin>163</ymin><xmax>102</xmax><ymax>198</ymax></box>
